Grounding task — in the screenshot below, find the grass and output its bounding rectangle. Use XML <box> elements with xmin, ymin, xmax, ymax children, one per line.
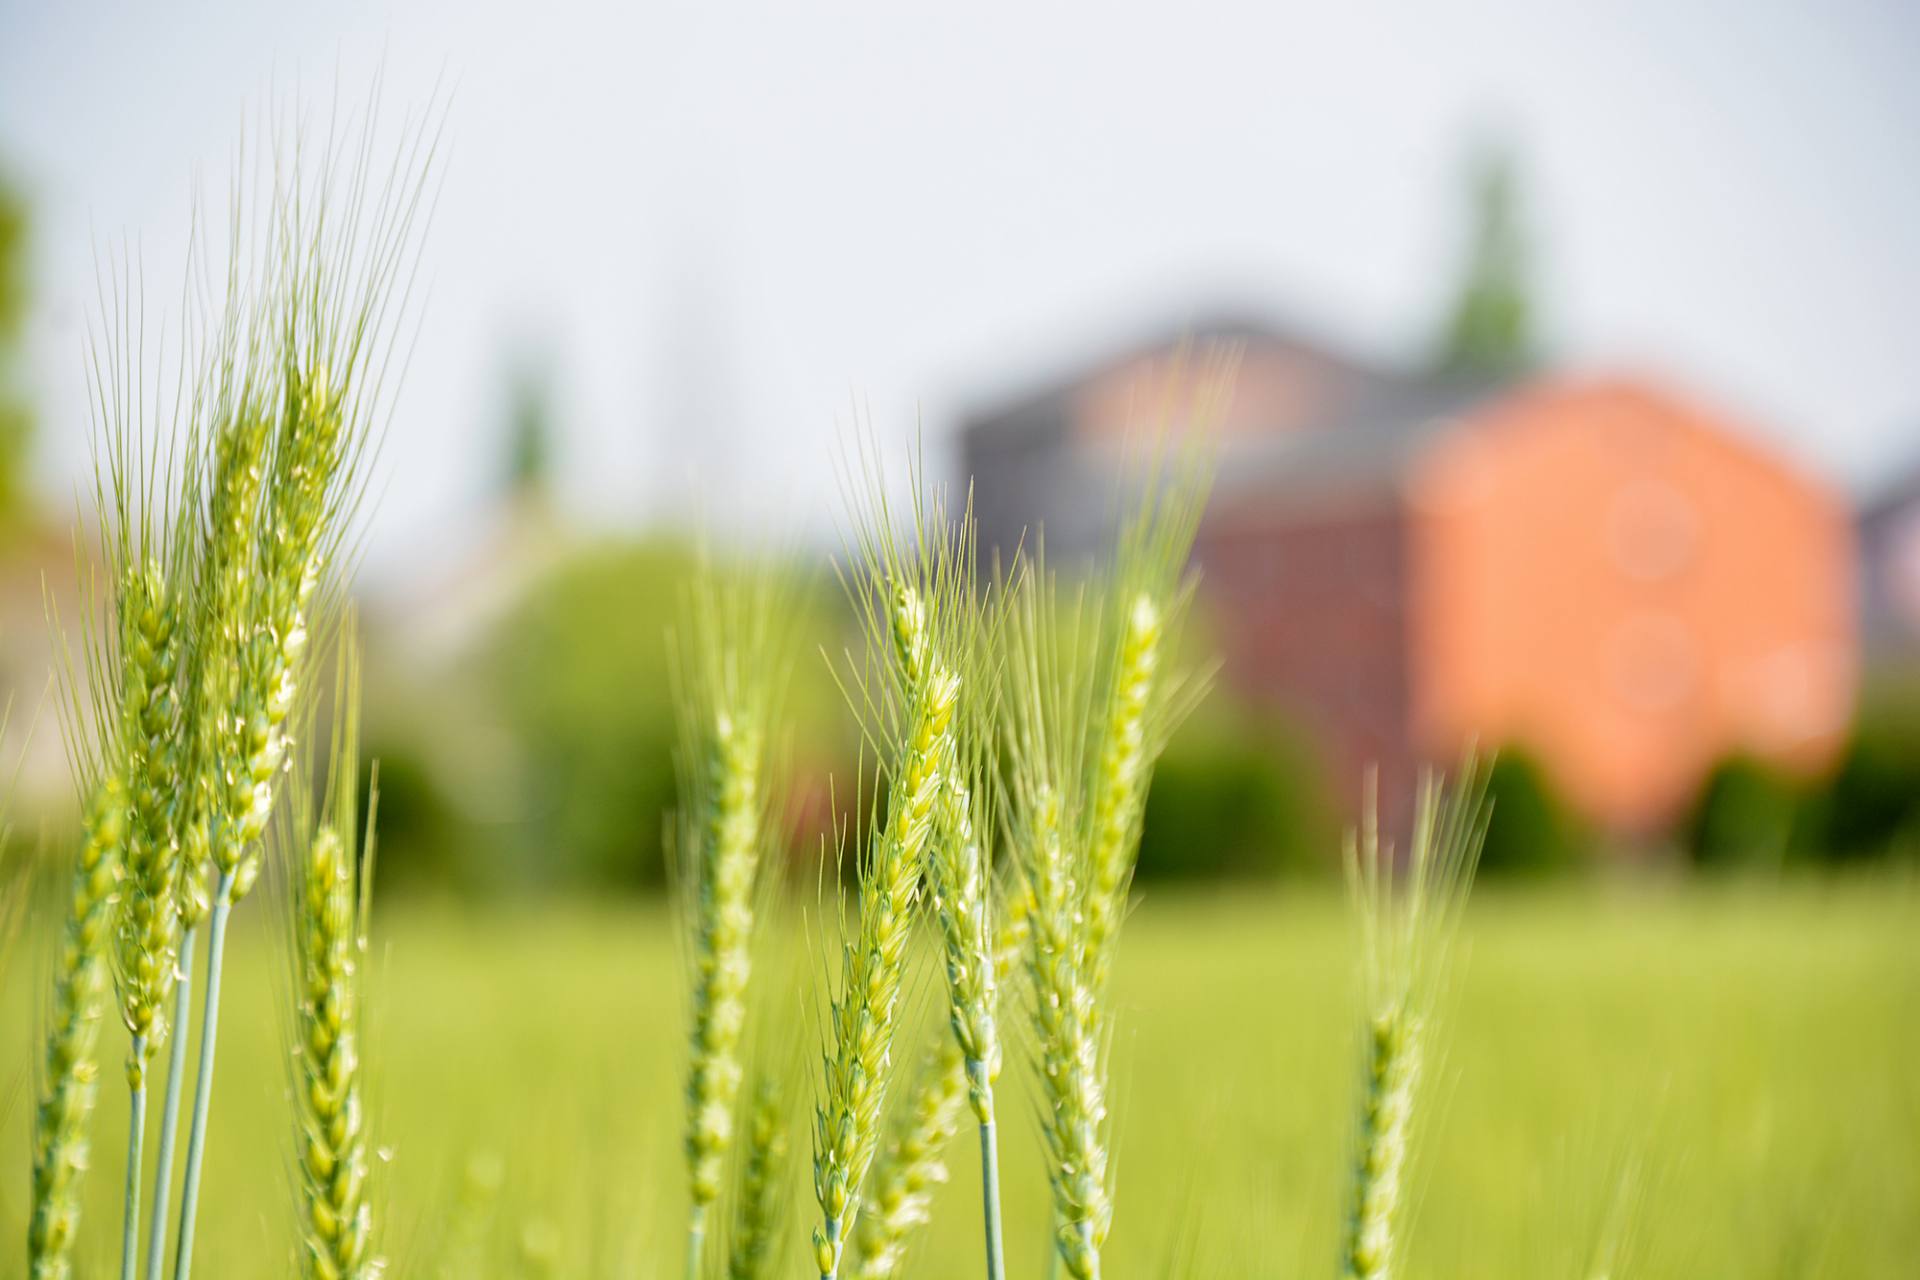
<box><xmin>4</xmin><ymin>876</ymin><xmax>1912</xmax><ymax>1276</ymax></box>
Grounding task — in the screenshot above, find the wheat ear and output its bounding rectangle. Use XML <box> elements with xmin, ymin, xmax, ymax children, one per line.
<box><xmin>28</xmin><ymin>778</ymin><xmax>128</xmax><ymax>1280</ymax></box>
<box><xmin>676</xmin><ymin>565</ymin><xmax>781</xmax><ymax>1280</ymax></box>
<box><xmin>146</xmin><ymin>395</ymin><xmax>272</xmax><ymax>1280</ymax></box>
<box><xmin>108</xmin><ymin>560</ymin><xmax>187</xmax><ymax>1280</ymax></box>
<box><xmin>288</xmin><ymin>635</ymin><xmax>379</xmax><ymax>1280</ymax></box>
<box><xmin>725</xmin><ymin>1072</ymin><xmax>792</xmax><ymax>1280</ymax></box>
<box><xmin>1080</xmin><ymin>439</ymin><xmax>1212</xmax><ymax>1004</ymax></box>
<box><xmin>1007</xmin><ymin>568</ymin><xmax>1113</xmax><ymax>1280</ymax></box>
<box><xmin>1339</xmin><ymin>766</ymin><xmax>1487</xmax><ymax>1280</ymax></box>
<box><xmin>172</xmin><ymin>105</ymin><xmax>436</xmax><ymax>1280</ymax></box>
<box><xmin>813</xmin><ymin>468</ymin><xmax>968</xmax><ymax>1279</ymax></box>
<box><xmin>895</xmin><ymin>492</ymin><xmax>1016</xmax><ymax>1280</ymax></box>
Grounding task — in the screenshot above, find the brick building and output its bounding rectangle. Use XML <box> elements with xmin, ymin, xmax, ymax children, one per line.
<box><xmin>959</xmin><ymin>316</ymin><xmax>1857</xmax><ymax>831</ymax></box>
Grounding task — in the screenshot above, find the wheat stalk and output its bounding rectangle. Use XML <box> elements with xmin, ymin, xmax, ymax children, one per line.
<box><xmin>1339</xmin><ymin>765</ymin><xmax>1487</xmax><ymax>1280</ymax></box>
<box><xmin>27</xmin><ymin>778</ymin><xmax>127</xmax><ymax>1280</ymax></box>
<box><xmin>1004</xmin><ymin>566</ymin><xmax>1114</xmax><ymax>1280</ymax></box>
<box><xmin>675</xmin><ymin>564</ymin><xmax>782</xmax><ymax>1280</ymax></box>
<box><xmin>147</xmin><ymin>262</ymin><xmax>279</xmax><ymax>1264</ymax></box>
<box><xmin>146</xmin><ymin>373</ymin><xmax>275</xmax><ymax>1280</ymax></box>
<box><xmin>890</xmin><ymin>492</ymin><xmax>1018</xmax><ymax>1280</ymax></box>
<box><xmin>286</xmin><ymin>632</ymin><xmax>380</xmax><ymax>1280</ymax></box>
<box><xmin>43</xmin><ymin>235</ymin><xmax>212</xmax><ymax>1280</ymax></box>
<box><xmin>812</xmin><ymin>466</ymin><xmax>969</xmax><ymax>1280</ymax></box>
<box><xmin>856</xmin><ymin>885</ymin><xmax>1032</xmax><ymax>1279</ymax></box>
<box><xmin>170</xmin><ymin>104</ymin><xmax>437</xmax><ymax>1280</ymax></box>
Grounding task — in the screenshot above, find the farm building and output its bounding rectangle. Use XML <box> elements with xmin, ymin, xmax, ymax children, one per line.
<box><xmin>959</xmin><ymin>316</ymin><xmax>1858</xmax><ymax>832</ymax></box>
<box><xmin>1857</xmin><ymin>462</ymin><xmax>1920</xmax><ymax>665</ymax></box>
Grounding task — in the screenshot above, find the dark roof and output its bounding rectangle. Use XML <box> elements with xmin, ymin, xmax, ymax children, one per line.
<box><xmin>958</xmin><ymin>305</ymin><xmax>1508</xmax><ymax>497</ymax></box>
<box><xmin>1208</xmin><ymin>378</ymin><xmax>1500</xmax><ymax>504</ymax></box>
<box><xmin>958</xmin><ymin>308</ymin><xmax>1395</xmax><ymax>440</ymax></box>
<box><xmin>1859</xmin><ymin>450</ymin><xmax>1920</xmax><ymax>531</ymax></box>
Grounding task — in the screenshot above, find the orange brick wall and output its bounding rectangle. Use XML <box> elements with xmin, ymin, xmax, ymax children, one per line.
<box><xmin>1405</xmin><ymin>380</ymin><xmax>1857</xmax><ymax>830</ymax></box>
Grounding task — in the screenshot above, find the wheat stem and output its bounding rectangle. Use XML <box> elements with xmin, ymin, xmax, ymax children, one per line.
<box><xmin>142</xmin><ymin>926</ymin><xmax>194</xmax><ymax>1280</ymax></box>
<box><xmin>170</xmin><ymin>869</ymin><xmax>233</xmax><ymax>1280</ymax></box>
<box><xmin>119</xmin><ymin>1046</ymin><xmax>147</xmax><ymax>1280</ymax></box>
<box><xmin>856</xmin><ymin>900</ymin><xmax>1030</xmax><ymax>1280</ymax></box>
<box><xmin>685</xmin><ymin>1205</ymin><xmax>707</xmax><ymax>1280</ymax></box>
<box><xmin>969</xmin><ymin>1057</ymin><xmax>1007</xmax><ymax>1280</ymax></box>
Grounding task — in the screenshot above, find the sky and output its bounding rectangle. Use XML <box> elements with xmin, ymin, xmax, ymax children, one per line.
<box><xmin>2</xmin><ymin>0</ymin><xmax>1917</xmax><ymax>585</ymax></box>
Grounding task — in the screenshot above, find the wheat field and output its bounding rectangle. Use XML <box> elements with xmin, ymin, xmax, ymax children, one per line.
<box><xmin>5</xmin><ymin>877</ymin><xmax>1912</xmax><ymax>1277</ymax></box>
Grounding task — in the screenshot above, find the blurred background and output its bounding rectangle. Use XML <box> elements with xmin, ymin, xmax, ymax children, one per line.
<box><xmin>1</xmin><ymin>1</ymin><xmax>1918</xmax><ymax>894</ymax></box>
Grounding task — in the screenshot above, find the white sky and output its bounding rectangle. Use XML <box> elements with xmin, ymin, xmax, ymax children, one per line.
<box><xmin>3</xmin><ymin>1</ymin><xmax>1917</xmax><ymax>585</ymax></box>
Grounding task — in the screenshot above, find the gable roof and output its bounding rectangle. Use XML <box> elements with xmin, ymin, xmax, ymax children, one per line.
<box><xmin>958</xmin><ymin>307</ymin><xmax>1507</xmax><ymax>502</ymax></box>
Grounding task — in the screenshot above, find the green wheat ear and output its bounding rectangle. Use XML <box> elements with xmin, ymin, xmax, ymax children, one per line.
<box><xmin>283</xmin><ymin>622</ymin><xmax>381</xmax><ymax>1280</ymax></box>
<box><xmin>29</xmin><ymin>256</ymin><xmax>208</xmax><ymax>1280</ymax></box>
<box><xmin>1080</xmin><ymin>435</ymin><xmax>1215</xmax><ymax>1006</ymax></box>
<box><xmin>810</xmin><ymin>453</ymin><xmax>973</xmax><ymax>1280</ymax></box>
<box><xmin>724</xmin><ymin>1066</ymin><xmax>796</xmax><ymax>1280</ymax></box>
<box><xmin>1004</xmin><ymin>560</ymin><xmax>1113</xmax><ymax>1280</ymax></box>
<box><xmin>672</xmin><ymin>557</ymin><xmax>789</xmax><ymax>1280</ymax></box>
<box><xmin>27</xmin><ymin>776</ymin><xmax>126</xmax><ymax>1280</ymax></box>
<box><xmin>171</xmin><ymin>103</ymin><xmax>439</xmax><ymax>1280</ymax></box>
<box><xmin>1340</xmin><ymin>762</ymin><xmax>1489</xmax><ymax>1280</ymax></box>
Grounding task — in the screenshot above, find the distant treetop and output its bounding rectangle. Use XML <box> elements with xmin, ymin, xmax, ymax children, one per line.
<box><xmin>1434</xmin><ymin>146</ymin><xmax>1538</xmax><ymax>382</ymax></box>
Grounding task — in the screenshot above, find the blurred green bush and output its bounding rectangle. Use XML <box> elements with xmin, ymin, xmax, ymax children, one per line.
<box><xmin>1682</xmin><ymin>674</ymin><xmax>1920</xmax><ymax>870</ymax></box>
<box><xmin>1684</xmin><ymin>754</ymin><xmax>1812</xmax><ymax>871</ymax></box>
<box><xmin>1815</xmin><ymin>677</ymin><xmax>1920</xmax><ymax>863</ymax></box>
<box><xmin>1136</xmin><ymin>706</ymin><xmax>1336</xmax><ymax>880</ymax></box>
<box><xmin>1477</xmin><ymin>749</ymin><xmax>1594</xmax><ymax>876</ymax></box>
<box><xmin>486</xmin><ymin>539</ymin><xmax>848</xmax><ymax>889</ymax></box>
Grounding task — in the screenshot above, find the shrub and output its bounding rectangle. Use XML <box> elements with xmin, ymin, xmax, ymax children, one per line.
<box><xmin>1686</xmin><ymin>755</ymin><xmax>1810</xmax><ymax>871</ymax></box>
<box><xmin>1135</xmin><ymin>712</ymin><xmax>1335</xmax><ymax>880</ymax></box>
<box><xmin>491</xmin><ymin>540</ymin><xmax>846</xmax><ymax>889</ymax></box>
<box><xmin>1817</xmin><ymin>681</ymin><xmax>1920</xmax><ymax>863</ymax></box>
<box><xmin>1477</xmin><ymin>749</ymin><xmax>1592</xmax><ymax>877</ymax></box>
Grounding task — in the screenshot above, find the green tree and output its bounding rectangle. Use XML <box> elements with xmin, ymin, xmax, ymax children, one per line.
<box><xmin>0</xmin><ymin>167</ymin><xmax>32</xmax><ymax>530</ymax></box>
<box><xmin>1435</xmin><ymin>147</ymin><xmax>1537</xmax><ymax>381</ymax></box>
<box><xmin>504</xmin><ymin>357</ymin><xmax>553</xmax><ymax>500</ymax></box>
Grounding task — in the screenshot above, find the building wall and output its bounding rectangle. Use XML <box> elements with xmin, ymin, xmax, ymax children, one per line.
<box><xmin>1406</xmin><ymin>379</ymin><xmax>1857</xmax><ymax>830</ymax></box>
<box><xmin>1196</xmin><ymin>490</ymin><xmax>1418</xmax><ymax>816</ymax></box>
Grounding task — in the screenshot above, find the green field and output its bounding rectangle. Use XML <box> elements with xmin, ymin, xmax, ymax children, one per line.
<box><xmin>5</xmin><ymin>878</ymin><xmax>1916</xmax><ymax>1277</ymax></box>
